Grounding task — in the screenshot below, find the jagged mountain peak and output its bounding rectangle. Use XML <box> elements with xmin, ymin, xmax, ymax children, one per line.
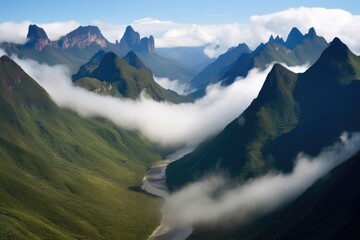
<box><xmin>25</xmin><ymin>24</ymin><xmax>50</xmax><ymax>51</ymax></box>
<box><xmin>306</xmin><ymin>27</ymin><xmax>317</xmax><ymax>38</ymax></box>
<box><xmin>58</xmin><ymin>25</ymin><xmax>108</xmax><ymax>49</ymax></box>
<box><xmin>119</xmin><ymin>25</ymin><xmax>155</xmax><ymax>53</ymax></box>
<box><xmin>285</xmin><ymin>27</ymin><xmax>304</xmax><ymax>49</ymax></box>
<box><xmin>124</xmin><ymin>51</ymin><xmax>147</xmax><ymax>69</ymax></box>
<box><xmin>268</xmin><ymin>34</ymin><xmax>285</xmax><ymax>45</ymax></box>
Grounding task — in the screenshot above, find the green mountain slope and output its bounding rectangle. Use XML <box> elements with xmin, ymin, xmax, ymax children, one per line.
<box><xmin>189</xmin><ymin>151</ymin><xmax>360</xmax><ymax>239</ymax></box>
<box><xmin>166</xmin><ymin>38</ymin><xmax>360</xmax><ymax>190</ymax></box>
<box><xmin>0</xmin><ymin>55</ymin><xmax>162</xmax><ymax>239</ymax></box>
<box><xmin>73</xmin><ymin>51</ymin><xmax>190</xmax><ymax>103</ymax></box>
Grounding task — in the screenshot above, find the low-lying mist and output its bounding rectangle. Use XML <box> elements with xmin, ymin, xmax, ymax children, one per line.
<box><xmin>163</xmin><ymin>132</ymin><xmax>360</xmax><ymax>229</ymax></box>
<box><xmin>8</xmin><ymin>53</ymin><xmax>307</xmax><ymax>147</ymax></box>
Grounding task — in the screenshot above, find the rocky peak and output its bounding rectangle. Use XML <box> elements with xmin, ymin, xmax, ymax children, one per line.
<box><xmin>268</xmin><ymin>35</ymin><xmax>285</xmax><ymax>45</ymax></box>
<box><xmin>58</xmin><ymin>25</ymin><xmax>108</xmax><ymax>49</ymax></box>
<box><xmin>119</xmin><ymin>25</ymin><xmax>155</xmax><ymax>53</ymax></box>
<box><xmin>285</xmin><ymin>27</ymin><xmax>304</xmax><ymax>49</ymax></box>
<box><xmin>304</xmin><ymin>27</ymin><xmax>317</xmax><ymax>38</ymax></box>
<box><xmin>25</xmin><ymin>24</ymin><xmax>50</xmax><ymax>51</ymax></box>
<box><xmin>124</xmin><ymin>51</ymin><xmax>146</xmax><ymax>69</ymax></box>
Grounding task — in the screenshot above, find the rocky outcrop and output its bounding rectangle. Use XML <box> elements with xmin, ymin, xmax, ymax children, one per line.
<box><xmin>25</xmin><ymin>24</ymin><xmax>51</xmax><ymax>51</ymax></box>
<box><xmin>58</xmin><ymin>26</ymin><xmax>108</xmax><ymax>49</ymax></box>
<box><xmin>119</xmin><ymin>26</ymin><xmax>155</xmax><ymax>53</ymax></box>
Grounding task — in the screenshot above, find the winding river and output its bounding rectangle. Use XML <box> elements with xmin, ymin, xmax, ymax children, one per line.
<box><xmin>142</xmin><ymin>148</ymin><xmax>193</xmax><ymax>240</ymax></box>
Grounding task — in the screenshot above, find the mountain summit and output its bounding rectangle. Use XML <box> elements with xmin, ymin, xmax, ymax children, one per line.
<box><xmin>58</xmin><ymin>25</ymin><xmax>109</xmax><ymax>49</ymax></box>
<box><xmin>285</xmin><ymin>27</ymin><xmax>304</xmax><ymax>49</ymax></box>
<box><xmin>167</xmin><ymin>38</ymin><xmax>360</xmax><ymax>189</ymax></box>
<box><xmin>119</xmin><ymin>25</ymin><xmax>155</xmax><ymax>53</ymax></box>
<box><xmin>25</xmin><ymin>24</ymin><xmax>50</xmax><ymax>51</ymax></box>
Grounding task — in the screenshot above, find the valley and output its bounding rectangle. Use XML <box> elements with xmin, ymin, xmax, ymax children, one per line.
<box><xmin>1</xmin><ymin>3</ymin><xmax>360</xmax><ymax>240</ymax></box>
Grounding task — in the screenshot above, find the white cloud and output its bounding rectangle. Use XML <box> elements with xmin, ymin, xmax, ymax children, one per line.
<box><xmin>0</xmin><ymin>20</ymin><xmax>80</xmax><ymax>44</ymax></box>
<box><xmin>9</xmin><ymin>53</ymin><xmax>307</xmax><ymax>148</ymax></box>
<box><xmin>0</xmin><ymin>21</ymin><xmax>31</xmax><ymax>44</ymax></box>
<box><xmin>0</xmin><ymin>48</ymin><xmax>6</xmax><ymax>56</ymax></box>
<box><xmin>163</xmin><ymin>132</ymin><xmax>360</xmax><ymax>229</ymax></box>
<box><xmin>119</xmin><ymin>8</ymin><xmax>360</xmax><ymax>57</ymax></box>
<box><xmin>1</xmin><ymin>8</ymin><xmax>359</xmax><ymax>57</ymax></box>
<box><xmin>38</xmin><ymin>21</ymin><xmax>80</xmax><ymax>40</ymax></box>
<box><xmin>154</xmin><ymin>76</ymin><xmax>194</xmax><ymax>95</ymax></box>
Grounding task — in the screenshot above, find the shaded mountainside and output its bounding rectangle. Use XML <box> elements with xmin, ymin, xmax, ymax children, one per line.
<box><xmin>190</xmin><ymin>151</ymin><xmax>360</xmax><ymax>240</ymax></box>
<box><xmin>73</xmin><ymin>51</ymin><xmax>190</xmax><ymax>103</ymax></box>
<box><xmin>189</xmin><ymin>43</ymin><xmax>250</xmax><ymax>98</ymax></box>
<box><xmin>223</xmin><ymin>27</ymin><xmax>328</xmax><ymax>86</ymax></box>
<box><xmin>0</xmin><ymin>55</ymin><xmax>162</xmax><ymax>239</ymax></box>
<box><xmin>1</xmin><ymin>24</ymin><xmax>197</xmax><ymax>82</ymax></box>
<box><xmin>166</xmin><ymin>38</ymin><xmax>360</xmax><ymax>190</ymax></box>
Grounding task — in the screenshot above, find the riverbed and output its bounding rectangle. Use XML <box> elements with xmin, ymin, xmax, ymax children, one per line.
<box><xmin>142</xmin><ymin>148</ymin><xmax>194</xmax><ymax>240</ymax></box>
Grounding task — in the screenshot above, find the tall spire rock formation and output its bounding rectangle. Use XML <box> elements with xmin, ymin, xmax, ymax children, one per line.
<box><xmin>25</xmin><ymin>24</ymin><xmax>51</xmax><ymax>51</ymax></box>
<box><xmin>58</xmin><ymin>26</ymin><xmax>109</xmax><ymax>49</ymax></box>
<box><xmin>119</xmin><ymin>26</ymin><xmax>155</xmax><ymax>53</ymax></box>
<box><xmin>285</xmin><ymin>27</ymin><xmax>304</xmax><ymax>49</ymax></box>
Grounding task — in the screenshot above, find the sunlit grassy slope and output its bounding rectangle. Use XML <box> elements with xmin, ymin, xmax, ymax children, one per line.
<box><xmin>0</xmin><ymin>55</ymin><xmax>162</xmax><ymax>239</ymax></box>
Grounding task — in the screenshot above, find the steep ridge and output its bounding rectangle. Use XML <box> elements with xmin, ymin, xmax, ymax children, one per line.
<box><xmin>224</xmin><ymin>27</ymin><xmax>328</xmax><ymax>85</ymax></box>
<box><xmin>73</xmin><ymin>51</ymin><xmax>190</xmax><ymax>103</ymax></box>
<box><xmin>189</xmin><ymin>43</ymin><xmax>250</xmax><ymax>98</ymax></box>
<box><xmin>0</xmin><ymin>55</ymin><xmax>163</xmax><ymax>239</ymax></box>
<box><xmin>166</xmin><ymin>38</ymin><xmax>360</xmax><ymax>190</ymax></box>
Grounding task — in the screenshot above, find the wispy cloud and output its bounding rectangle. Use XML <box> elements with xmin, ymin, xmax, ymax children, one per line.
<box><xmin>153</xmin><ymin>76</ymin><xmax>194</xmax><ymax>95</ymax></box>
<box><xmin>163</xmin><ymin>132</ymin><xmax>360</xmax><ymax>229</ymax></box>
<box><xmin>8</xmin><ymin>53</ymin><xmax>307</xmax><ymax>148</ymax></box>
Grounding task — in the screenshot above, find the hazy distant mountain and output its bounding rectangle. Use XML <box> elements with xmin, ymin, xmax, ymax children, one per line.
<box><xmin>188</xmin><ymin>43</ymin><xmax>250</xmax><ymax>98</ymax></box>
<box><xmin>156</xmin><ymin>46</ymin><xmax>214</xmax><ymax>71</ymax></box>
<box><xmin>117</xmin><ymin>26</ymin><xmax>197</xmax><ymax>83</ymax></box>
<box><xmin>224</xmin><ymin>27</ymin><xmax>328</xmax><ymax>86</ymax></box>
<box><xmin>25</xmin><ymin>24</ymin><xmax>51</xmax><ymax>51</ymax></box>
<box><xmin>119</xmin><ymin>25</ymin><xmax>155</xmax><ymax>54</ymax></box>
<box><xmin>57</xmin><ymin>25</ymin><xmax>110</xmax><ymax>49</ymax></box>
<box><xmin>0</xmin><ymin>55</ymin><xmax>162</xmax><ymax>239</ymax></box>
<box><xmin>1</xmin><ymin>24</ymin><xmax>197</xmax><ymax>82</ymax></box>
<box><xmin>166</xmin><ymin>38</ymin><xmax>360</xmax><ymax>189</ymax></box>
<box><xmin>73</xmin><ymin>51</ymin><xmax>190</xmax><ymax>103</ymax></box>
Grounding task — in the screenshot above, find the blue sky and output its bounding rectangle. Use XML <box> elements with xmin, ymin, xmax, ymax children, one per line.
<box><xmin>1</xmin><ymin>0</ymin><xmax>359</xmax><ymax>24</ymax></box>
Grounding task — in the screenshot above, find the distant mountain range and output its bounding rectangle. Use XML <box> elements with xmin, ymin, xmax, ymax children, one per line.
<box><xmin>189</xmin><ymin>27</ymin><xmax>328</xmax><ymax>98</ymax></box>
<box><xmin>72</xmin><ymin>50</ymin><xmax>190</xmax><ymax>103</ymax></box>
<box><xmin>167</xmin><ymin>37</ymin><xmax>360</xmax><ymax>189</ymax></box>
<box><xmin>1</xmin><ymin>24</ymin><xmax>197</xmax><ymax>82</ymax></box>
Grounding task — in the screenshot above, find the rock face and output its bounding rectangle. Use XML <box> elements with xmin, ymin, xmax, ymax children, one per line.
<box><xmin>25</xmin><ymin>24</ymin><xmax>51</xmax><ymax>51</ymax></box>
<box><xmin>58</xmin><ymin>26</ymin><xmax>108</xmax><ymax>49</ymax></box>
<box><xmin>119</xmin><ymin>26</ymin><xmax>155</xmax><ymax>53</ymax></box>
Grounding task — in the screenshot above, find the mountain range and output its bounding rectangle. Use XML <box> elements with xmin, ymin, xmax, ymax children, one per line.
<box><xmin>1</xmin><ymin>20</ymin><xmax>360</xmax><ymax>240</ymax></box>
<box><xmin>1</xmin><ymin>24</ymin><xmax>197</xmax><ymax>82</ymax></box>
<box><xmin>167</xmin><ymin>37</ymin><xmax>360</xmax><ymax>189</ymax></box>
<box><xmin>189</xmin><ymin>27</ymin><xmax>328</xmax><ymax>98</ymax></box>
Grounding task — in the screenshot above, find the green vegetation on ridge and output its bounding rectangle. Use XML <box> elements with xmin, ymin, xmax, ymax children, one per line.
<box><xmin>0</xmin><ymin>56</ymin><xmax>162</xmax><ymax>239</ymax></box>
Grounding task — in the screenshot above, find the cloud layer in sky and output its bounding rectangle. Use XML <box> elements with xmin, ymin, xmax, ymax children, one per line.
<box><xmin>163</xmin><ymin>132</ymin><xmax>360</xmax><ymax>229</ymax></box>
<box><xmin>9</xmin><ymin>53</ymin><xmax>307</xmax><ymax>148</ymax></box>
<box><xmin>0</xmin><ymin>8</ymin><xmax>359</xmax><ymax>58</ymax></box>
